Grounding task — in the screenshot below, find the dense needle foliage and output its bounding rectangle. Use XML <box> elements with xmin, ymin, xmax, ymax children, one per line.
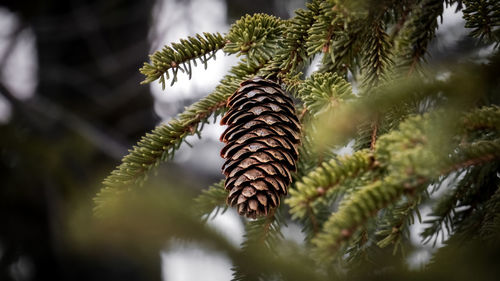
<box><xmin>95</xmin><ymin>1</ymin><xmax>500</xmax><ymax>280</ymax></box>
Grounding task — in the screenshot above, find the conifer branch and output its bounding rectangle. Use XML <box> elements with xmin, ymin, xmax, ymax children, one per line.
<box><xmin>389</xmin><ymin>0</ymin><xmax>415</xmax><ymax>41</ymax></box>
<box><xmin>420</xmin><ymin>187</ymin><xmax>458</xmax><ymax>246</ymax></box>
<box><xmin>478</xmin><ymin>185</ymin><xmax>500</xmax><ymax>241</ymax></box>
<box><xmin>306</xmin><ymin>1</ymin><xmax>339</xmax><ymax>56</ymax></box>
<box><xmin>422</xmin><ymin>161</ymin><xmax>500</xmax><ymax>246</ymax></box>
<box><xmin>287</xmin><ymin>150</ymin><xmax>375</xmax><ymax>220</ymax></box>
<box><xmin>376</xmin><ymin>196</ymin><xmax>422</xmax><ymax>254</ymax></box>
<box><xmin>260</xmin><ymin>3</ymin><xmax>322</xmax><ymax>80</ymax></box>
<box><xmin>224</xmin><ymin>14</ymin><xmax>284</xmax><ymax>66</ymax></box>
<box><xmin>194</xmin><ymin>179</ymin><xmax>227</xmax><ymax>220</ymax></box>
<box><xmin>343</xmin><ymin>227</ymin><xmax>370</xmax><ymax>265</ymax></box>
<box><xmin>231</xmin><ymin>212</ymin><xmax>283</xmax><ymax>281</ymax></box>
<box><xmin>286</xmin><ymin>73</ymin><xmax>358</xmax><ymax>230</ymax></box>
<box><xmin>361</xmin><ymin>19</ymin><xmax>393</xmax><ymax>87</ymax></box>
<box><xmin>462</xmin><ymin>105</ymin><xmax>500</xmax><ymax>132</ymax></box>
<box><xmin>297</xmin><ymin>72</ymin><xmax>355</xmax><ymax>116</ymax></box>
<box><xmin>278</xmin><ymin>2</ymin><xmax>321</xmax><ymax>74</ymax></box>
<box><xmin>281</xmin><ymin>73</ymin><xmax>305</xmax><ymax>95</ymax></box>
<box><xmin>289</xmin><ymin>109</ymin><xmax>335</xmax><ymax>236</ymax></box>
<box><xmin>140</xmin><ymin>32</ymin><xmax>226</xmax><ymax>88</ymax></box>
<box><xmin>352</xmin><ymin>121</ymin><xmax>376</xmax><ymax>151</ymax></box>
<box><xmin>95</xmin><ymin>60</ymin><xmax>265</xmax><ymax>214</ymax></box>
<box><xmin>293</xmin><ymin>124</ymin><xmax>322</xmax><ymax>181</ymax></box>
<box><xmin>312</xmin><ymin>112</ymin><xmax>500</xmax><ymax>261</ymax></box>
<box><xmin>140</xmin><ymin>14</ymin><xmax>285</xmax><ymax>89</ymax></box>
<box><xmin>396</xmin><ymin>0</ymin><xmax>444</xmax><ymax>74</ymax></box>
<box><xmin>92</xmin><ymin>0</ymin><xmax>500</xmax><ymax>273</ymax></box>
<box><xmin>463</xmin><ymin>0</ymin><xmax>500</xmax><ymax>44</ymax></box>
<box><xmin>445</xmin><ymin>139</ymin><xmax>500</xmax><ymax>172</ymax></box>
<box><xmin>318</xmin><ymin>20</ymin><xmax>364</xmax><ymax>78</ymax></box>
<box><xmin>318</xmin><ymin>1</ymin><xmax>395</xmax><ymax>78</ymax></box>
<box><xmin>312</xmin><ymin>178</ymin><xmax>406</xmax><ymax>262</ymax></box>
<box><xmin>312</xmin><ymin>74</ymin><xmax>439</xmax><ymax>146</ymax></box>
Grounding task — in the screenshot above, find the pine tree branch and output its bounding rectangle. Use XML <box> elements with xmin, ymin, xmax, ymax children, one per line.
<box><xmin>418</xmin><ymin>162</ymin><xmax>498</xmax><ymax>247</ymax></box>
<box><xmin>229</xmin><ymin>216</ymin><xmax>325</xmax><ymax>281</ymax></box>
<box><xmin>312</xmin><ymin>112</ymin><xmax>500</xmax><ymax>262</ymax></box>
<box><xmin>478</xmin><ymin>184</ymin><xmax>500</xmax><ymax>241</ymax></box>
<box><xmin>421</xmin><ymin>187</ymin><xmax>458</xmax><ymax>246</ymax></box>
<box><xmin>311</xmin><ymin>74</ymin><xmax>441</xmax><ymax>147</ymax></box>
<box><xmin>426</xmin><ymin>161</ymin><xmax>500</xmax><ymax>247</ymax></box>
<box><xmin>461</xmin><ymin>105</ymin><xmax>500</xmax><ymax>132</ymax></box>
<box><xmin>396</xmin><ymin>0</ymin><xmax>444</xmax><ymax>74</ymax></box>
<box><xmin>389</xmin><ymin>0</ymin><xmax>415</xmax><ymax>41</ymax></box>
<box><xmin>231</xmin><ymin>212</ymin><xmax>283</xmax><ymax>281</ymax></box>
<box><xmin>285</xmin><ymin>73</ymin><xmax>358</xmax><ymax>233</ymax></box>
<box><xmin>376</xmin><ymin>196</ymin><xmax>422</xmax><ymax>254</ymax></box>
<box><xmin>306</xmin><ymin>1</ymin><xmax>340</xmax><ymax>57</ymax></box>
<box><xmin>444</xmin><ymin>139</ymin><xmax>500</xmax><ymax>173</ymax></box>
<box><xmin>318</xmin><ymin>1</ymin><xmax>398</xmax><ymax>79</ymax></box>
<box><xmin>314</xmin><ymin>152</ymin><xmax>498</xmax><ymax>262</ymax></box>
<box><xmin>287</xmin><ymin>150</ymin><xmax>375</xmax><ymax>220</ymax></box>
<box><xmin>140</xmin><ymin>14</ymin><xmax>285</xmax><ymax>89</ymax></box>
<box><xmin>224</xmin><ymin>14</ymin><xmax>284</xmax><ymax>66</ymax></box>
<box><xmin>140</xmin><ymin>32</ymin><xmax>226</xmax><ymax>88</ymax></box>
<box><xmin>311</xmin><ymin>68</ymin><xmax>493</xmax><ymax>149</ymax></box>
<box><xmin>260</xmin><ymin>2</ymin><xmax>322</xmax><ymax>79</ymax></box>
<box><xmin>312</xmin><ymin>178</ymin><xmax>403</xmax><ymax>262</ymax></box>
<box><xmin>95</xmin><ymin>60</ymin><xmax>265</xmax><ymax>214</ymax></box>
<box><xmin>463</xmin><ymin>0</ymin><xmax>500</xmax><ymax>44</ymax></box>
<box><xmin>318</xmin><ymin>19</ymin><xmax>364</xmax><ymax>78</ymax></box>
<box><xmin>361</xmin><ymin>19</ymin><xmax>393</xmax><ymax>87</ymax></box>
<box><xmin>297</xmin><ymin>72</ymin><xmax>355</xmax><ymax>116</ymax></box>
<box><xmin>194</xmin><ymin>179</ymin><xmax>227</xmax><ymax>220</ymax></box>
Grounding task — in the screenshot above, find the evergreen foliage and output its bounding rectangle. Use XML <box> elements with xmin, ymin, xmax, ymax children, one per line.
<box><xmin>231</xmin><ymin>213</ymin><xmax>283</xmax><ymax>281</ymax></box>
<box><xmin>287</xmin><ymin>149</ymin><xmax>374</xmax><ymax>220</ymax></box>
<box><xmin>194</xmin><ymin>179</ymin><xmax>227</xmax><ymax>219</ymax></box>
<box><xmin>360</xmin><ymin>19</ymin><xmax>393</xmax><ymax>87</ymax></box>
<box><xmin>96</xmin><ymin>0</ymin><xmax>500</xmax><ymax>280</ymax></box>
<box><xmin>396</xmin><ymin>0</ymin><xmax>444</xmax><ymax>73</ymax></box>
<box><xmin>260</xmin><ymin>0</ymin><xmax>321</xmax><ymax>79</ymax></box>
<box><xmin>140</xmin><ymin>32</ymin><xmax>226</xmax><ymax>88</ymax></box>
<box><xmin>95</xmin><ymin>59</ymin><xmax>264</xmax><ymax>214</ymax></box>
<box><xmin>463</xmin><ymin>0</ymin><xmax>500</xmax><ymax>44</ymax></box>
<box><xmin>297</xmin><ymin>72</ymin><xmax>354</xmax><ymax>116</ymax></box>
<box><xmin>305</xmin><ymin>1</ymin><xmax>337</xmax><ymax>57</ymax></box>
<box><xmin>224</xmin><ymin>14</ymin><xmax>284</xmax><ymax>65</ymax></box>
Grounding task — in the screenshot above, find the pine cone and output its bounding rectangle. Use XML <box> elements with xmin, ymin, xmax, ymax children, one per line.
<box><xmin>220</xmin><ymin>77</ymin><xmax>300</xmax><ymax>218</ymax></box>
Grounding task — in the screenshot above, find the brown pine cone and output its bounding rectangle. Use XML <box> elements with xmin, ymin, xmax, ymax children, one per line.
<box><xmin>220</xmin><ymin>77</ymin><xmax>300</xmax><ymax>218</ymax></box>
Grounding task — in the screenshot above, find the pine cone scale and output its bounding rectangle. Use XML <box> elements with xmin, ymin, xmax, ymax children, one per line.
<box><xmin>221</xmin><ymin>122</ymin><xmax>300</xmax><ymax>143</ymax></box>
<box><xmin>228</xmin><ymin>94</ymin><xmax>295</xmax><ymax>111</ymax></box>
<box><xmin>220</xmin><ymin>77</ymin><xmax>300</xmax><ymax>218</ymax></box>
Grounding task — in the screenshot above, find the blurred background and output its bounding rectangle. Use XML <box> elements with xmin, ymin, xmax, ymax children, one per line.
<box><xmin>0</xmin><ymin>0</ymin><xmax>485</xmax><ymax>280</ymax></box>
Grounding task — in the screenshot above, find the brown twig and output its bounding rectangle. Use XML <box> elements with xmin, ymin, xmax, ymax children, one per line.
<box><xmin>370</xmin><ymin>116</ymin><xmax>379</xmax><ymax>150</ymax></box>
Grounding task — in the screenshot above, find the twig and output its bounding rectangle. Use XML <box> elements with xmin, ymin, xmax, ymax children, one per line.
<box><xmin>0</xmin><ymin>82</ymin><xmax>129</xmax><ymax>159</ymax></box>
<box><xmin>370</xmin><ymin>115</ymin><xmax>379</xmax><ymax>150</ymax></box>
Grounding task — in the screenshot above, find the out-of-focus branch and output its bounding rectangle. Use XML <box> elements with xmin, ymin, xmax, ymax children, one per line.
<box><xmin>0</xmin><ymin>82</ymin><xmax>128</xmax><ymax>159</ymax></box>
<box><xmin>0</xmin><ymin>22</ymin><xmax>26</xmax><ymax>71</ymax></box>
